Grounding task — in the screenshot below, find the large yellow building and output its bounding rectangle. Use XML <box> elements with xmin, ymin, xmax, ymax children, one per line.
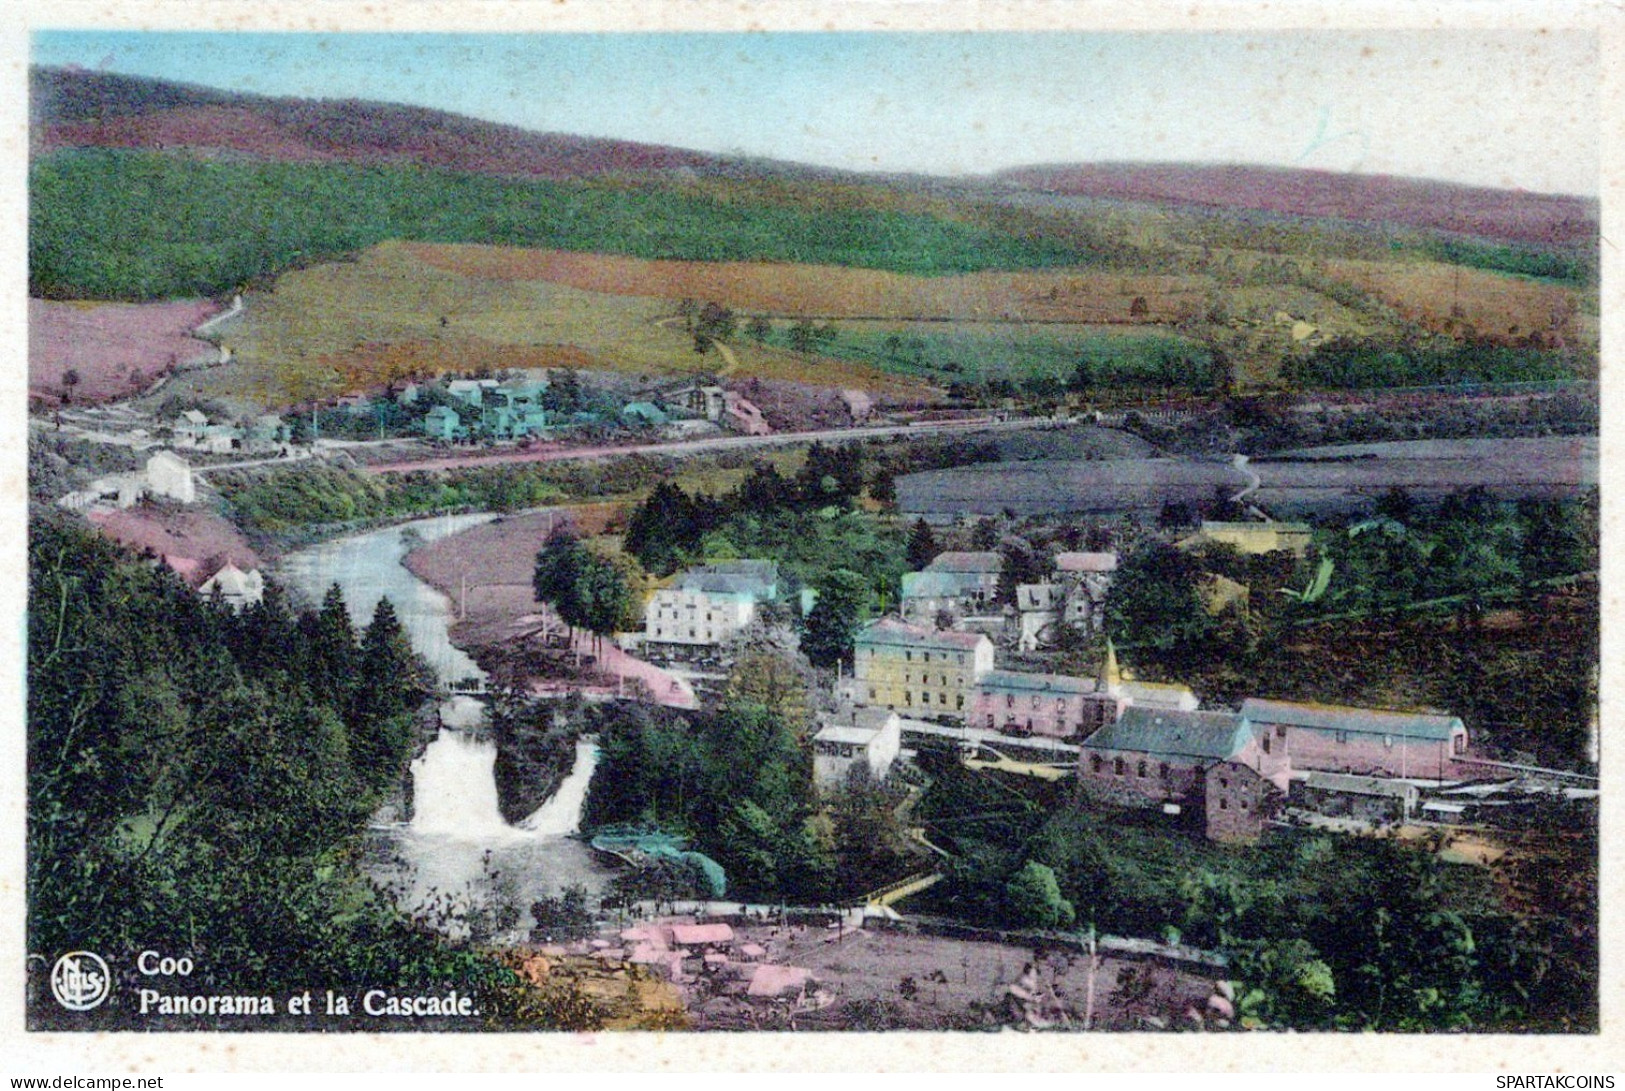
<box><xmin>850</xmin><ymin>618</ymin><xmax>994</xmax><ymax>719</ymax></box>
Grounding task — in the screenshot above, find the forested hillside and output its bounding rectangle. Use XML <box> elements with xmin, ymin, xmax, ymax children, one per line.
<box><xmin>25</xmin><ymin>513</ymin><xmax>545</xmax><ymax>1027</ymax></box>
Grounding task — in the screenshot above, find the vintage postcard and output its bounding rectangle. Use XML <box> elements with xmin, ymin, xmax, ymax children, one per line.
<box><xmin>7</xmin><ymin>0</ymin><xmax>1619</xmax><ymax>1075</ymax></box>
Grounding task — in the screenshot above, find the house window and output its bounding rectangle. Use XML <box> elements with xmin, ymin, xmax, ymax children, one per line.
<box><xmin>1219</xmin><ymin>777</ymin><xmax>1229</xmax><ymax>789</ymax></box>
<box><xmin>906</xmin><ymin>651</ymin><xmax>913</xmax><ymax>662</ymax></box>
<box><xmin>987</xmin><ymin>715</ymin><xmax>995</xmax><ymax>730</ymax></box>
<box><xmin>1453</xmin><ymin>735</ymin><xmax>1466</xmax><ymax>755</ymax></box>
<box><xmin>1090</xmin><ymin>755</ymin><xmax>1104</xmax><ymax>774</ymax></box>
<box><xmin>1261</xmin><ymin>735</ymin><xmax>1271</xmax><ymax>755</ymax></box>
<box><xmin>869</xmin><ymin>688</ymin><xmax>877</xmax><ymax>700</ymax></box>
<box><xmin>1384</xmin><ymin>735</ymin><xmax>1394</xmax><ymax>748</ymax></box>
<box><xmin>1159</xmin><ymin>763</ymin><xmax>1170</xmax><ymax>780</ymax></box>
<box><xmin>1336</xmin><ymin>730</ymin><xmax>1350</xmax><ymax>745</ymax></box>
<box><xmin>1113</xmin><ymin>757</ymin><xmax>1125</xmax><ymax>776</ymax></box>
<box><xmin>1219</xmin><ymin>798</ymin><xmax>1228</xmax><ymax>810</ymax></box>
<box><xmin>1136</xmin><ymin>761</ymin><xmax>1147</xmax><ymax>778</ymax></box>
<box><xmin>957</xmin><ymin>694</ymin><xmax>964</xmax><ymax>710</ymax></box>
<box><xmin>1007</xmin><ymin>695</ymin><xmax>1015</xmax><ymax>708</ymax></box>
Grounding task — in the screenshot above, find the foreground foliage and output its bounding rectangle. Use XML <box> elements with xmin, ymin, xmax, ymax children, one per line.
<box><xmin>26</xmin><ymin>513</ymin><xmax>532</xmax><ymax>1026</ymax></box>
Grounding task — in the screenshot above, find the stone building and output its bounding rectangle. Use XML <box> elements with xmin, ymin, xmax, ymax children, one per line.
<box><xmin>1238</xmin><ymin>698</ymin><xmax>1468</xmax><ymax>780</ymax></box>
<box><xmin>811</xmin><ymin>708</ymin><xmax>902</xmax><ymax>791</ymax></box>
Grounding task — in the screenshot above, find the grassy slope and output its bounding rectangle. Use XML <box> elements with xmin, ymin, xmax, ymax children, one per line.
<box><xmin>206</xmin><ymin>243</ymin><xmax>940</xmax><ymax>405</ymax></box>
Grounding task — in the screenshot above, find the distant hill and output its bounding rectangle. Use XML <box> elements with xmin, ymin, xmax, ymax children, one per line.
<box><xmin>997</xmin><ymin>162</ymin><xmax>1595</xmax><ymax>252</ymax></box>
<box><xmin>31</xmin><ymin>67</ymin><xmax>843</xmax><ymax>184</ymax></box>
<box><xmin>29</xmin><ymin>67</ymin><xmax>1598</xmax><ymax>302</ymax></box>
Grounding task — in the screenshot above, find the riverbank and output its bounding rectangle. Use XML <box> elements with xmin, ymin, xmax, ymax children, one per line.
<box><xmin>402</xmin><ymin>507</ymin><xmax>696</xmax><ymax>708</ymax></box>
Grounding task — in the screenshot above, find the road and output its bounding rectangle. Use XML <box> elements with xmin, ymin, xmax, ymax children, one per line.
<box><xmin>899</xmin><ymin>717</ymin><xmax>1081</xmax><ymax>758</ymax></box>
<box><xmin>365</xmin><ymin>414</ymin><xmax>1062</xmax><ymax>474</ymax></box>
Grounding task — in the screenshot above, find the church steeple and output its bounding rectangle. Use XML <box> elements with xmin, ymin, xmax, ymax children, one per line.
<box><xmin>1101</xmin><ymin>638</ymin><xmax>1123</xmax><ymax>697</ymax></box>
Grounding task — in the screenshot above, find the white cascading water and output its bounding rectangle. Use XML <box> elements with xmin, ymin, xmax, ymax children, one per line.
<box><xmin>519</xmin><ymin>738</ymin><xmax>600</xmax><ymax>835</ymax></box>
<box><xmin>409</xmin><ymin>730</ymin><xmax>516</xmax><ymax>839</ymax></box>
<box><xmin>279</xmin><ymin>514</ymin><xmax>612</xmax><ymax>934</ymax></box>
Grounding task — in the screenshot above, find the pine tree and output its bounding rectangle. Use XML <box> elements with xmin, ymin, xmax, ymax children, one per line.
<box><xmin>347</xmin><ymin>598</ymin><xmax>426</xmax><ymax>790</ymax></box>
<box><xmin>309</xmin><ymin>584</ymin><xmax>357</xmax><ymax>707</ymax></box>
<box><xmin>906</xmin><ymin>518</ymin><xmax>938</xmax><ymax>570</ymax></box>
<box><xmin>801</xmin><ymin>569</ymin><xmax>866</xmax><ymax>669</ymax></box>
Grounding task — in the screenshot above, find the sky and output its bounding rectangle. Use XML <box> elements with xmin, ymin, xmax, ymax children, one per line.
<box><xmin>30</xmin><ymin>30</ymin><xmax>1600</xmax><ymax>196</ymax></box>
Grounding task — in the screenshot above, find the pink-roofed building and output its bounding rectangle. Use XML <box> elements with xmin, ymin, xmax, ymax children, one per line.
<box><xmin>971</xmin><ymin>669</ymin><xmax>1100</xmax><ymax>739</ymax></box>
<box><xmin>848</xmin><ymin>617</ymin><xmax>995</xmax><ymax>719</ymax></box>
<box><xmin>671</xmin><ymin>922</ymin><xmax>735</xmax><ymax>949</ymax></box>
<box><xmin>1239</xmin><ymin>698</ymin><xmax>1468</xmax><ymax>780</ymax></box>
<box><xmin>1054</xmin><ymin>551</ymin><xmax>1119</xmax><ymax>576</ymax></box>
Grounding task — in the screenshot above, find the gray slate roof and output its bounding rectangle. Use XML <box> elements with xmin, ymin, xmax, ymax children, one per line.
<box><xmin>1240</xmin><ymin>698</ymin><xmax>1463</xmax><ymax>742</ymax></box>
<box><xmin>1083</xmin><ymin>706</ymin><xmax>1252</xmax><ymax>762</ymax></box>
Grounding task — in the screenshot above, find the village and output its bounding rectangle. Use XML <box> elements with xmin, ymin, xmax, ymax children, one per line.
<box><xmin>23</xmin><ymin>53</ymin><xmax>1600</xmax><ymax>1039</ymax></box>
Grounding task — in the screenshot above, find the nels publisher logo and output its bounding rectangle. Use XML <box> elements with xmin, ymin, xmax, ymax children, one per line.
<box><xmin>50</xmin><ymin>951</ymin><xmax>111</xmax><ymax>1011</ymax></box>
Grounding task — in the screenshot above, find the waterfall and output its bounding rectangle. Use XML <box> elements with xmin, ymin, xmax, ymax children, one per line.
<box><xmin>281</xmin><ymin>513</ymin><xmax>612</xmax><ymax>928</ymax></box>
<box><xmin>518</xmin><ymin>738</ymin><xmax>600</xmax><ymax>835</ymax></box>
<box><xmin>409</xmin><ymin>730</ymin><xmax>514</xmax><ymax>839</ymax></box>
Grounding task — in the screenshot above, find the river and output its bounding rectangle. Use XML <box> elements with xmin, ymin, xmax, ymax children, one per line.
<box><xmin>276</xmin><ymin>513</ymin><xmax>613</xmax><ymax>943</ymax></box>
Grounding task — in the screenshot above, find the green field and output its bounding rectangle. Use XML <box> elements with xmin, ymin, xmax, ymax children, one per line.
<box><xmin>755</xmin><ymin>320</ymin><xmax>1220</xmax><ymax>391</ymax></box>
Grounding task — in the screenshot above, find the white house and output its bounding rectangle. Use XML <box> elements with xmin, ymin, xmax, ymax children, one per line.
<box><xmin>644</xmin><ymin>561</ymin><xmax>779</xmax><ymax>651</ymax></box>
<box><xmin>812</xmin><ymin>708</ymin><xmax>902</xmax><ymax>791</ymax></box>
<box><xmin>198</xmin><ymin>562</ymin><xmax>265</xmax><ymax>611</ymax></box>
<box><xmin>145</xmin><ymin>451</ymin><xmax>195</xmax><ymax>504</ymax></box>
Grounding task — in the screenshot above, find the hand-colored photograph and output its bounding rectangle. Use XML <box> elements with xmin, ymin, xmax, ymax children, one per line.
<box><xmin>24</xmin><ymin>25</ymin><xmax>1599</xmax><ymax>1039</ymax></box>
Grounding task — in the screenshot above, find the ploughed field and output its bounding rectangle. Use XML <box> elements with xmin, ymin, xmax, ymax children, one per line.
<box><xmin>896</xmin><ymin>435</ymin><xmax>1597</xmax><ymax>518</ymax></box>
<box><xmin>29</xmin><ymin>298</ymin><xmax>220</xmax><ymax>406</ymax></box>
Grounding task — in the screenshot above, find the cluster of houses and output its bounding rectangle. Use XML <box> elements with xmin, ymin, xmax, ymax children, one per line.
<box><xmin>898</xmin><ymin>549</ymin><xmax>1115</xmax><ymax>648</ymax></box>
<box><xmin>169</xmin><ymin>408</ymin><xmax>292</xmax><ymax>454</ymax></box>
<box><xmin>150</xmin><ymin>371</ymin><xmax>772</xmax><ymax>455</ymax></box>
<box><xmin>416</xmin><ymin>375</ymin><xmax>769</xmax><ymax>444</ymax></box>
<box><xmin>827</xmin><ymin>600</ymin><xmax>1472</xmax><ymax>842</ymax></box>
<box><xmin>815</xmin><ymin>536</ymin><xmax>1476</xmax><ymax>844</ymax></box>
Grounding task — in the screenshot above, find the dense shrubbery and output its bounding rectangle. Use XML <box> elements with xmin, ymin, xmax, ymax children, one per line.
<box><xmin>1281</xmin><ymin>336</ymin><xmax>1581</xmax><ymax>390</ymax></box>
<box><xmin>1421</xmin><ymin>236</ymin><xmax>1593</xmax><ymax>284</ymax></box>
<box><xmin>214</xmin><ymin>463</ymin><xmax>572</xmax><ymax>533</ymax></box>
<box><xmin>26</xmin><ymin>513</ymin><xmax>529</xmax><ymax>1027</ymax></box>
<box><xmin>623</xmin><ymin>443</ymin><xmax>907</xmax><ymax>646</ymax></box>
<box><xmin>31</xmin><ymin>150</ymin><xmax>1103</xmax><ymax>301</ymax></box>
<box><xmin>913</xmin><ymin>750</ymin><xmax>1595</xmax><ymax>1031</ymax></box>
<box><xmin>582</xmin><ymin>699</ymin><xmax>915</xmax><ymax>905</ymax></box>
